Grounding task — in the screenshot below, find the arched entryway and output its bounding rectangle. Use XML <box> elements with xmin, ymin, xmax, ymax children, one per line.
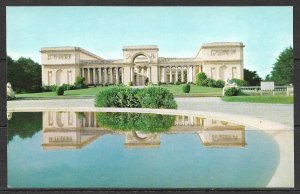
<box><xmin>132</xmin><ymin>54</ymin><xmax>150</xmax><ymax>86</ymax></box>
<box><xmin>56</xmin><ymin>69</ymin><xmax>63</xmax><ymax>86</ymax></box>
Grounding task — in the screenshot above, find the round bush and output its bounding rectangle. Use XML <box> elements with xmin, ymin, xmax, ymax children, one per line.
<box><xmin>225</xmin><ymin>87</ymin><xmax>240</xmax><ymax>96</ymax></box>
<box><xmin>195</xmin><ymin>72</ymin><xmax>207</xmax><ymax>86</ymax></box>
<box><xmin>206</xmin><ymin>78</ymin><xmax>215</xmax><ymax>87</ymax></box>
<box><xmin>128</xmin><ymin>81</ymin><xmax>133</xmax><ymax>86</ymax></box>
<box><xmin>175</xmin><ymin>81</ymin><xmax>181</xmax><ymax>85</ymax></box>
<box><xmin>214</xmin><ymin>80</ymin><xmax>225</xmax><ymax>88</ymax></box>
<box><xmin>56</xmin><ymin>86</ymin><xmax>64</xmax><ymax>96</ymax></box>
<box><xmin>182</xmin><ymin>84</ymin><xmax>190</xmax><ymax>93</ymax></box>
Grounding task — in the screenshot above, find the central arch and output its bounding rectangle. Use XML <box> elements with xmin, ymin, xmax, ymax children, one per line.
<box><xmin>132</xmin><ymin>53</ymin><xmax>150</xmax><ymax>86</ymax></box>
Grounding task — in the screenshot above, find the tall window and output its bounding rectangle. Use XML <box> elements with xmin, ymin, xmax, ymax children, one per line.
<box><xmin>48</xmin><ymin>71</ymin><xmax>52</xmax><ymax>85</ymax></box>
<box><xmin>211</xmin><ymin>67</ymin><xmax>216</xmax><ymax>79</ymax></box>
<box><xmin>232</xmin><ymin>67</ymin><xmax>237</xmax><ymax>79</ymax></box>
<box><xmin>67</xmin><ymin>71</ymin><xmax>72</xmax><ymax>84</ymax></box>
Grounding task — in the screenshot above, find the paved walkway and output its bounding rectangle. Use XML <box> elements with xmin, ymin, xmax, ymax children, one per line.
<box><xmin>7</xmin><ymin>97</ymin><xmax>293</xmax><ymax>127</ymax></box>
<box><xmin>176</xmin><ymin>97</ymin><xmax>294</xmax><ymax>127</ymax></box>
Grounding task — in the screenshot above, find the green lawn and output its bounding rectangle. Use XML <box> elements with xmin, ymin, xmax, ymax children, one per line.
<box><xmin>16</xmin><ymin>84</ymin><xmax>222</xmax><ymax>98</ymax></box>
<box><xmin>222</xmin><ymin>96</ymin><xmax>294</xmax><ymax>104</ymax></box>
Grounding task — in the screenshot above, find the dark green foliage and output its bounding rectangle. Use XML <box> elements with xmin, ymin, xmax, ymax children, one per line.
<box><xmin>56</xmin><ymin>86</ymin><xmax>64</xmax><ymax>96</ymax></box>
<box><xmin>175</xmin><ymin>81</ymin><xmax>181</xmax><ymax>85</ymax></box>
<box><xmin>95</xmin><ymin>86</ymin><xmax>177</xmax><ymax>109</ymax></box>
<box><xmin>244</xmin><ymin>68</ymin><xmax>262</xmax><ymax>86</ymax></box>
<box><xmin>231</xmin><ymin>79</ymin><xmax>249</xmax><ymax>86</ymax></box>
<box><xmin>214</xmin><ymin>80</ymin><xmax>225</xmax><ymax>88</ymax></box>
<box><xmin>195</xmin><ymin>72</ymin><xmax>207</xmax><ymax>86</ymax></box>
<box><xmin>157</xmin><ymin>81</ymin><xmax>162</xmax><ymax>86</ymax></box>
<box><xmin>269</xmin><ymin>47</ymin><xmax>293</xmax><ymax>85</ymax></box>
<box><xmin>74</xmin><ymin>76</ymin><xmax>87</xmax><ymax>89</ymax></box>
<box><xmin>225</xmin><ymin>87</ymin><xmax>241</xmax><ymax>96</ymax></box>
<box><xmin>96</xmin><ymin>112</ymin><xmax>176</xmax><ymax>133</ymax></box>
<box><xmin>136</xmin><ymin>87</ymin><xmax>177</xmax><ymax>109</ymax></box>
<box><xmin>182</xmin><ymin>84</ymin><xmax>190</xmax><ymax>93</ymax></box>
<box><xmin>144</xmin><ymin>77</ymin><xmax>149</xmax><ymax>86</ymax></box>
<box><xmin>95</xmin><ymin>86</ymin><xmax>140</xmax><ymax>108</ymax></box>
<box><xmin>206</xmin><ymin>78</ymin><xmax>215</xmax><ymax>87</ymax></box>
<box><xmin>7</xmin><ymin>56</ymin><xmax>42</xmax><ymax>93</ymax></box>
<box><xmin>8</xmin><ymin>112</ymin><xmax>42</xmax><ymax>143</ymax></box>
<box><xmin>128</xmin><ymin>81</ymin><xmax>133</xmax><ymax>86</ymax></box>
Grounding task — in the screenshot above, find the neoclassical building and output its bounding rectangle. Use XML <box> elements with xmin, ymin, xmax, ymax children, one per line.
<box><xmin>41</xmin><ymin>42</ymin><xmax>244</xmax><ymax>86</ymax></box>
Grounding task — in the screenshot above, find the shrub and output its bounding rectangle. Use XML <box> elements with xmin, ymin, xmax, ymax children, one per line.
<box><xmin>182</xmin><ymin>84</ymin><xmax>190</xmax><ymax>93</ymax></box>
<box><xmin>224</xmin><ymin>87</ymin><xmax>241</xmax><ymax>96</ymax></box>
<box><xmin>195</xmin><ymin>72</ymin><xmax>207</xmax><ymax>86</ymax></box>
<box><xmin>214</xmin><ymin>80</ymin><xmax>225</xmax><ymax>88</ymax></box>
<box><xmin>136</xmin><ymin>87</ymin><xmax>177</xmax><ymax>109</ymax></box>
<box><xmin>206</xmin><ymin>78</ymin><xmax>215</xmax><ymax>87</ymax></box>
<box><xmin>95</xmin><ymin>86</ymin><xmax>140</xmax><ymax>108</ymax></box>
<box><xmin>103</xmin><ymin>83</ymin><xmax>109</xmax><ymax>87</ymax></box>
<box><xmin>144</xmin><ymin>78</ymin><xmax>149</xmax><ymax>86</ymax></box>
<box><xmin>128</xmin><ymin>81</ymin><xmax>133</xmax><ymax>86</ymax></box>
<box><xmin>56</xmin><ymin>86</ymin><xmax>64</xmax><ymax>96</ymax></box>
<box><xmin>175</xmin><ymin>81</ymin><xmax>181</xmax><ymax>85</ymax></box>
<box><xmin>96</xmin><ymin>112</ymin><xmax>176</xmax><ymax>133</ymax></box>
<box><xmin>95</xmin><ymin>86</ymin><xmax>177</xmax><ymax>109</ymax></box>
<box><xmin>157</xmin><ymin>81</ymin><xmax>162</xmax><ymax>86</ymax></box>
<box><xmin>231</xmin><ymin>79</ymin><xmax>249</xmax><ymax>86</ymax></box>
<box><xmin>50</xmin><ymin>85</ymin><xmax>58</xmax><ymax>92</ymax></box>
<box><xmin>42</xmin><ymin>85</ymin><xmax>51</xmax><ymax>92</ymax></box>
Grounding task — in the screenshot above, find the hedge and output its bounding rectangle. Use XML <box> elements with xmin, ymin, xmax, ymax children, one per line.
<box><xmin>95</xmin><ymin>86</ymin><xmax>177</xmax><ymax>109</ymax></box>
<box><xmin>96</xmin><ymin>112</ymin><xmax>176</xmax><ymax>132</ymax></box>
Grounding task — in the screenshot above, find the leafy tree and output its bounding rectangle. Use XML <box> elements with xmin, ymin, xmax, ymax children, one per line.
<box><xmin>195</xmin><ymin>72</ymin><xmax>207</xmax><ymax>86</ymax></box>
<box><xmin>244</xmin><ymin>68</ymin><xmax>262</xmax><ymax>86</ymax></box>
<box><xmin>269</xmin><ymin>47</ymin><xmax>293</xmax><ymax>85</ymax></box>
<box><xmin>7</xmin><ymin>56</ymin><xmax>42</xmax><ymax>93</ymax></box>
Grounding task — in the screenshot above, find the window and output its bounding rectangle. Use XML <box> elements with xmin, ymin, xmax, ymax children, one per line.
<box><xmin>211</xmin><ymin>67</ymin><xmax>216</xmax><ymax>79</ymax></box>
<box><xmin>48</xmin><ymin>71</ymin><xmax>52</xmax><ymax>85</ymax></box>
<box><xmin>67</xmin><ymin>71</ymin><xmax>72</xmax><ymax>84</ymax></box>
<box><xmin>232</xmin><ymin>67</ymin><xmax>237</xmax><ymax>79</ymax></box>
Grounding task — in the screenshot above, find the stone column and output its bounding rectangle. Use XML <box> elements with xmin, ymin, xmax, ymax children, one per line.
<box><xmin>122</xmin><ymin>68</ymin><xmax>124</xmax><ymax>84</ymax></box>
<box><xmin>161</xmin><ymin>67</ymin><xmax>165</xmax><ymax>83</ymax></box>
<box><xmin>93</xmin><ymin>68</ymin><xmax>96</xmax><ymax>84</ymax></box>
<box><xmin>169</xmin><ymin>66</ymin><xmax>173</xmax><ymax>83</ymax></box>
<box><xmin>110</xmin><ymin>68</ymin><xmax>113</xmax><ymax>84</ymax></box>
<box><xmin>181</xmin><ymin>67</ymin><xmax>184</xmax><ymax>83</ymax></box>
<box><xmin>142</xmin><ymin>67</ymin><xmax>145</xmax><ymax>85</ymax></box>
<box><xmin>87</xmin><ymin>68</ymin><xmax>91</xmax><ymax>84</ymax></box>
<box><xmin>98</xmin><ymin>68</ymin><xmax>102</xmax><ymax>84</ymax></box>
<box><xmin>81</xmin><ymin>68</ymin><xmax>84</xmax><ymax>78</ymax></box>
<box><xmin>175</xmin><ymin>66</ymin><xmax>178</xmax><ymax>82</ymax></box>
<box><xmin>147</xmin><ymin>67</ymin><xmax>151</xmax><ymax>81</ymax></box>
<box><xmin>104</xmin><ymin>68</ymin><xmax>107</xmax><ymax>83</ymax></box>
<box><xmin>116</xmin><ymin>67</ymin><xmax>119</xmax><ymax>84</ymax></box>
<box><xmin>130</xmin><ymin>67</ymin><xmax>134</xmax><ymax>82</ymax></box>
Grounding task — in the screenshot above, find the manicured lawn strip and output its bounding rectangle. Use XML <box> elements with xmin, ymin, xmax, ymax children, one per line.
<box><xmin>222</xmin><ymin>96</ymin><xmax>293</xmax><ymax>104</ymax></box>
<box><xmin>160</xmin><ymin>85</ymin><xmax>222</xmax><ymax>95</ymax></box>
<box><xmin>16</xmin><ymin>85</ymin><xmax>222</xmax><ymax>98</ymax></box>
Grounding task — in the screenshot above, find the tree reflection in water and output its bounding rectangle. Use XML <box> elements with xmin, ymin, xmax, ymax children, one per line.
<box><xmin>7</xmin><ymin>112</ymin><xmax>42</xmax><ymax>143</ymax></box>
<box><xmin>96</xmin><ymin>112</ymin><xmax>176</xmax><ymax>133</ymax></box>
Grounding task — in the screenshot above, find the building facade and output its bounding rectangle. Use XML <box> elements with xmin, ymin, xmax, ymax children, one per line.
<box><xmin>41</xmin><ymin>42</ymin><xmax>244</xmax><ymax>86</ymax></box>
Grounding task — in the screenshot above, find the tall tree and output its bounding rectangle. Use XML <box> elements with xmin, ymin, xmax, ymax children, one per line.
<box><xmin>7</xmin><ymin>56</ymin><xmax>42</xmax><ymax>93</ymax></box>
<box><xmin>243</xmin><ymin>68</ymin><xmax>262</xmax><ymax>86</ymax></box>
<box><xmin>269</xmin><ymin>47</ymin><xmax>293</xmax><ymax>86</ymax></box>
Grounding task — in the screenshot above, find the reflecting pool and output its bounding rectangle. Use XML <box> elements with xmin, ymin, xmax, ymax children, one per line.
<box><xmin>8</xmin><ymin>111</ymin><xmax>280</xmax><ymax>188</ymax></box>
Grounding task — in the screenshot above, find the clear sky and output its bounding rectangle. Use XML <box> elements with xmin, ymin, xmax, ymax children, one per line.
<box><xmin>7</xmin><ymin>6</ymin><xmax>293</xmax><ymax>77</ymax></box>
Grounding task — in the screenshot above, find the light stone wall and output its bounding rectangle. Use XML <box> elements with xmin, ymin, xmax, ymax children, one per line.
<box><xmin>41</xmin><ymin>43</ymin><xmax>245</xmax><ymax>86</ymax></box>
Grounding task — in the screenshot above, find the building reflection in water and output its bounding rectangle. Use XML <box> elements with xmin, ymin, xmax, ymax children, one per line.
<box><xmin>41</xmin><ymin>111</ymin><xmax>246</xmax><ymax>150</ymax></box>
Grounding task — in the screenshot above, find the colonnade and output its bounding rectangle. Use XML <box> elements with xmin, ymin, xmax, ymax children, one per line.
<box><xmin>81</xmin><ymin>67</ymin><xmax>123</xmax><ymax>85</ymax></box>
<box><xmin>159</xmin><ymin>65</ymin><xmax>201</xmax><ymax>83</ymax></box>
<box><xmin>80</xmin><ymin>64</ymin><xmax>202</xmax><ymax>85</ymax></box>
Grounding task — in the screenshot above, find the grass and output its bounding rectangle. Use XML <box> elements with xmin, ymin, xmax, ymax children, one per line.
<box><xmin>222</xmin><ymin>96</ymin><xmax>294</xmax><ymax>104</ymax></box>
<box><xmin>16</xmin><ymin>84</ymin><xmax>222</xmax><ymax>99</ymax></box>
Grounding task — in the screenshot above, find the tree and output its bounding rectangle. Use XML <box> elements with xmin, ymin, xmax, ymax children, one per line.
<box><xmin>7</xmin><ymin>56</ymin><xmax>42</xmax><ymax>93</ymax></box>
<box><xmin>243</xmin><ymin>68</ymin><xmax>262</xmax><ymax>86</ymax></box>
<box><xmin>269</xmin><ymin>47</ymin><xmax>293</xmax><ymax>85</ymax></box>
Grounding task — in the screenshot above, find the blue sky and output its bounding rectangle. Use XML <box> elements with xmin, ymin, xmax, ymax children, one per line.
<box><xmin>7</xmin><ymin>6</ymin><xmax>293</xmax><ymax>77</ymax></box>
